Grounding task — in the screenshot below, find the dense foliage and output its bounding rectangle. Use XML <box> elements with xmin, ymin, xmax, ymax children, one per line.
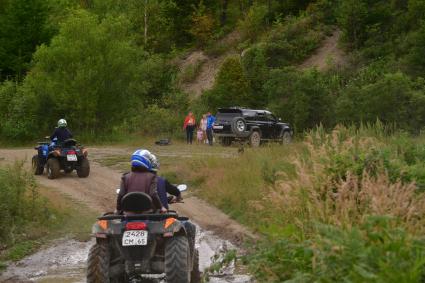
<box><xmin>0</xmin><ymin>163</ymin><xmax>50</xmax><ymax>244</ymax></box>
<box><xmin>180</xmin><ymin>125</ymin><xmax>425</xmax><ymax>282</ymax></box>
<box><xmin>0</xmin><ymin>0</ymin><xmax>424</xmax><ymax>136</ymax></box>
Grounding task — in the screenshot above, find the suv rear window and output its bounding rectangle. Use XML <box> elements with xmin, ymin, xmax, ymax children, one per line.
<box><xmin>217</xmin><ymin>108</ymin><xmax>242</xmax><ymax>114</ymax></box>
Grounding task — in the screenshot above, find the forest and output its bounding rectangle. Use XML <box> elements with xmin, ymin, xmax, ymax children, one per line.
<box><xmin>0</xmin><ymin>0</ymin><xmax>424</xmax><ymax>139</ymax></box>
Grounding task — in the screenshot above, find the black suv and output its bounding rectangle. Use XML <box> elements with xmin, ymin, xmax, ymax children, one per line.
<box><xmin>213</xmin><ymin>107</ymin><xmax>293</xmax><ymax>147</ymax></box>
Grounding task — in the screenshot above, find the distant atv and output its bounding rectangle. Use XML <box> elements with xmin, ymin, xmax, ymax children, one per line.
<box><xmin>87</xmin><ymin>189</ymin><xmax>200</xmax><ymax>283</ymax></box>
<box><xmin>32</xmin><ymin>138</ymin><xmax>90</xmax><ymax>179</ymax></box>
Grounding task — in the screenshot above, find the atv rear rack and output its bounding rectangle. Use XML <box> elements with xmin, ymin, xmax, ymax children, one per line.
<box><xmin>98</xmin><ymin>213</ymin><xmax>189</xmax><ymax>221</ymax></box>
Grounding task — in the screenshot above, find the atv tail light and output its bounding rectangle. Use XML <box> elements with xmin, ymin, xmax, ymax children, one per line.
<box><xmin>67</xmin><ymin>150</ymin><xmax>76</xmax><ymax>155</ymax></box>
<box><xmin>126</xmin><ymin>222</ymin><xmax>147</xmax><ymax>230</ymax></box>
<box><xmin>164</xmin><ymin>218</ymin><xmax>176</xmax><ymax>229</ymax></box>
<box><xmin>98</xmin><ymin>220</ymin><xmax>108</xmax><ymax>230</ymax></box>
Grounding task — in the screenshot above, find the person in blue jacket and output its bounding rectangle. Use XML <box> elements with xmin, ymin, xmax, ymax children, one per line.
<box><xmin>206</xmin><ymin>112</ymin><xmax>216</xmax><ymax>146</ymax></box>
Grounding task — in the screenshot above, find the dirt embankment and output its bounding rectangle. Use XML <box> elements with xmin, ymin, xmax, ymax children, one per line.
<box><xmin>299</xmin><ymin>29</ymin><xmax>347</xmax><ymax>71</ymax></box>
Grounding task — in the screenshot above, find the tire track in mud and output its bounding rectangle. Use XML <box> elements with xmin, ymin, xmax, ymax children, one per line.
<box><xmin>0</xmin><ymin>147</ymin><xmax>254</xmax><ymax>282</ymax></box>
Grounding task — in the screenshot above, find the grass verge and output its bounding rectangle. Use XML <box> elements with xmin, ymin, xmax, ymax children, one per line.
<box><xmin>0</xmin><ymin>162</ymin><xmax>96</xmax><ymax>269</ymax></box>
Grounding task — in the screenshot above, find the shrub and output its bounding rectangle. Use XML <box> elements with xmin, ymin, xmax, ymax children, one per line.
<box><xmin>0</xmin><ymin>163</ymin><xmax>51</xmax><ymax>244</ymax></box>
<box><xmin>248</xmin><ymin>216</ymin><xmax>425</xmax><ymax>282</ymax></box>
<box><xmin>202</xmin><ymin>56</ymin><xmax>251</xmax><ymax>109</ymax></box>
<box><xmin>238</xmin><ymin>4</ymin><xmax>268</xmax><ymax>42</ymax></box>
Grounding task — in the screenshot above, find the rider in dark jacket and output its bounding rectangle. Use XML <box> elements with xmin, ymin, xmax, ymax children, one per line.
<box><xmin>116</xmin><ymin>149</ymin><xmax>166</xmax><ymax>213</ymax></box>
<box><xmin>149</xmin><ymin>153</ymin><xmax>182</xmax><ymax>209</ymax></box>
<box><xmin>50</xmin><ymin>119</ymin><xmax>72</xmax><ymax>143</ymax></box>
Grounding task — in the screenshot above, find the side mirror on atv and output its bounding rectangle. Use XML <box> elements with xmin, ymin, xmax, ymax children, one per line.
<box><xmin>177</xmin><ymin>184</ymin><xmax>187</xmax><ymax>192</ymax></box>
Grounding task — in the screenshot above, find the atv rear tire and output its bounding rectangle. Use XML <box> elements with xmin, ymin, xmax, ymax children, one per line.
<box><xmin>77</xmin><ymin>158</ymin><xmax>90</xmax><ymax>178</ymax></box>
<box><xmin>87</xmin><ymin>242</ymin><xmax>111</xmax><ymax>283</ymax></box>
<box><xmin>191</xmin><ymin>249</ymin><xmax>201</xmax><ymax>283</ymax></box>
<box><xmin>249</xmin><ymin>131</ymin><xmax>261</xmax><ymax>147</ymax></box>
<box><xmin>32</xmin><ymin>155</ymin><xmax>44</xmax><ymax>175</ymax></box>
<box><xmin>46</xmin><ymin>158</ymin><xmax>60</xmax><ymax>179</ymax></box>
<box><xmin>165</xmin><ymin>235</ymin><xmax>190</xmax><ymax>283</ymax></box>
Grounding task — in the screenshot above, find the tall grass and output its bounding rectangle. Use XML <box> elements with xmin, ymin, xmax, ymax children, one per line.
<box><xmin>178</xmin><ymin>124</ymin><xmax>425</xmax><ymax>282</ymax></box>
<box><xmin>0</xmin><ymin>162</ymin><xmax>53</xmax><ymax>245</ymax></box>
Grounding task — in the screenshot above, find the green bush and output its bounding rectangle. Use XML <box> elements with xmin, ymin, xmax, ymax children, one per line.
<box><xmin>202</xmin><ymin>56</ymin><xmax>251</xmax><ymax>109</ymax></box>
<box><xmin>248</xmin><ymin>216</ymin><xmax>425</xmax><ymax>283</ymax></box>
<box><xmin>0</xmin><ymin>163</ymin><xmax>51</xmax><ymax>244</ymax></box>
<box><xmin>238</xmin><ymin>4</ymin><xmax>268</xmax><ymax>42</ymax></box>
<box><xmin>265</xmin><ymin>68</ymin><xmax>334</xmax><ymax>131</ymax></box>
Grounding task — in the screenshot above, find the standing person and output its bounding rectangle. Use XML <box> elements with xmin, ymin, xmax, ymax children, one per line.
<box><xmin>183</xmin><ymin>112</ymin><xmax>196</xmax><ymax>144</ymax></box>
<box><xmin>206</xmin><ymin>112</ymin><xmax>216</xmax><ymax>146</ymax></box>
<box><xmin>200</xmin><ymin>114</ymin><xmax>208</xmax><ymax>144</ymax></box>
<box><xmin>196</xmin><ymin>127</ymin><xmax>203</xmax><ymax>145</ymax></box>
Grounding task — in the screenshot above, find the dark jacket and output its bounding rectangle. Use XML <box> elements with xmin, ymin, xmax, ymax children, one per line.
<box><xmin>50</xmin><ymin>127</ymin><xmax>73</xmax><ymax>143</ymax></box>
<box><xmin>116</xmin><ymin>171</ymin><xmax>162</xmax><ymax>211</ymax></box>
<box><xmin>157</xmin><ymin>176</ymin><xmax>181</xmax><ymax>209</ymax></box>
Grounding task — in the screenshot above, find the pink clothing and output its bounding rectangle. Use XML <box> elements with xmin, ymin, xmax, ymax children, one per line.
<box><xmin>197</xmin><ymin>129</ymin><xmax>203</xmax><ymax>141</ymax></box>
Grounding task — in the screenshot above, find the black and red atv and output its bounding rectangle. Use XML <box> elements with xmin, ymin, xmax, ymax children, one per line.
<box><xmin>87</xmin><ymin>192</ymin><xmax>200</xmax><ymax>283</ymax></box>
<box><xmin>32</xmin><ymin>138</ymin><xmax>90</xmax><ymax>179</ymax></box>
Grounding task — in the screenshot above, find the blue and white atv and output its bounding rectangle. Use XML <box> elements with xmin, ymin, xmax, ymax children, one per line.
<box><xmin>32</xmin><ymin>137</ymin><xmax>90</xmax><ymax>179</ymax></box>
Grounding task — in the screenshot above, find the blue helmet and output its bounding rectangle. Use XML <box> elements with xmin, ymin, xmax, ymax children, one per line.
<box><xmin>131</xmin><ymin>149</ymin><xmax>152</xmax><ymax>170</ymax></box>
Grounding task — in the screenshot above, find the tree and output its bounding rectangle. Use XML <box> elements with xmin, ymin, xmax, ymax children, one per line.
<box><xmin>337</xmin><ymin>0</ymin><xmax>368</xmax><ymax>49</ymax></box>
<box><xmin>16</xmin><ymin>10</ymin><xmax>152</xmax><ymax>134</ymax></box>
<box><xmin>0</xmin><ymin>0</ymin><xmax>53</xmax><ymax>80</ymax></box>
<box><xmin>202</xmin><ymin>56</ymin><xmax>251</xmax><ymax>109</ymax></box>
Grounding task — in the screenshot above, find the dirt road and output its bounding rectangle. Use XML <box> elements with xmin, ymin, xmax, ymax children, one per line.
<box><xmin>0</xmin><ymin>146</ymin><xmax>254</xmax><ymax>282</ymax></box>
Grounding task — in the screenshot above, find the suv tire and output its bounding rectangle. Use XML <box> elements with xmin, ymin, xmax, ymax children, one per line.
<box><xmin>280</xmin><ymin>131</ymin><xmax>292</xmax><ymax>144</ymax></box>
<box><xmin>231</xmin><ymin>117</ymin><xmax>247</xmax><ymax>136</ymax></box>
<box><xmin>249</xmin><ymin>131</ymin><xmax>261</xmax><ymax>147</ymax></box>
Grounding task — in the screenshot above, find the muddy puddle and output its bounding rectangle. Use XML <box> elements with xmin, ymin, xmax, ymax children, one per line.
<box><xmin>0</xmin><ymin>225</ymin><xmax>251</xmax><ymax>283</ymax></box>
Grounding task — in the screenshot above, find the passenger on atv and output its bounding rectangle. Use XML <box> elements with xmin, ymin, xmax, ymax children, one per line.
<box><xmin>148</xmin><ymin>152</ymin><xmax>182</xmax><ymax>209</ymax></box>
<box><xmin>116</xmin><ymin>149</ymin><xmax>167</xmax><ymax>214</ymax></box>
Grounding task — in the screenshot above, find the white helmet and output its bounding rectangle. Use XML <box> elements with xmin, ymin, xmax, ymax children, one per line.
<box><xmin>58</xmin><ymin>119</ymin><xmax>67</xmax><ymax>128</ymax></box>
<box><xmin>150</xmin><ymin>154</ymin><xmax>160</xmax><ymax>171</ymax></box>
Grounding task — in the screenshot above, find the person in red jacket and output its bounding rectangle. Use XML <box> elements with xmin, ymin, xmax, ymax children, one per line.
<box><xmin>183</xmin><ymin>112</ymin><xmax>196</xmax><ymax>144</ymax></box>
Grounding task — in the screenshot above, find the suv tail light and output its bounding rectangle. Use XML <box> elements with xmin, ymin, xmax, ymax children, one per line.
<box><xmin>126</xmin><ymin>222</ymin><xmax>147</xmax><ymax>230</ymax></box>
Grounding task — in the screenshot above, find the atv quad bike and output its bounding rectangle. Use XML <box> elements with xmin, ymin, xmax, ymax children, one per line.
<box><xmin>87</xmin><ymin>192</ymin><xmax>200</xmax><ymax>283</ymax></box>
<box><xmin>32</xmin><ymin>138</ymin><xmax>90</xmax><ymax>179</ymax></box>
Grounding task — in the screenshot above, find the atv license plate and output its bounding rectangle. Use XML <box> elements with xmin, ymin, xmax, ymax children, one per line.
<box><xmin>122</xmin><ymin>230</ymin><xmax>148</xmax><ymax>246</ymax></box>
<box><xmin>67</xmin><ymin>154</ymin><xmax>77</xmax><ymax>161</ymax></box>
<box><xmin>213</xmin><ymin>125</ymin><xmax>223</xmax><ymax>129</ymax></box>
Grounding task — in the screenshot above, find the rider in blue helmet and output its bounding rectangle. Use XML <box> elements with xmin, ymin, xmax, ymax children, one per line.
<box><xmin>116</xmin><ymin>149</ymin><xmax>166</xmax><ymax>213</ymax></box>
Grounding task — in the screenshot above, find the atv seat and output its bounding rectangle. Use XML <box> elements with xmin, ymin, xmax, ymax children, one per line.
<box><xmin>121</xmin><ymin>192</ymin><xmax>153</xmax><ymax>213</ymax></box>
<box><xmin>62</xmin><ymin>139</ymin><xmax>77</xmax><ymax>147</ymax></box>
